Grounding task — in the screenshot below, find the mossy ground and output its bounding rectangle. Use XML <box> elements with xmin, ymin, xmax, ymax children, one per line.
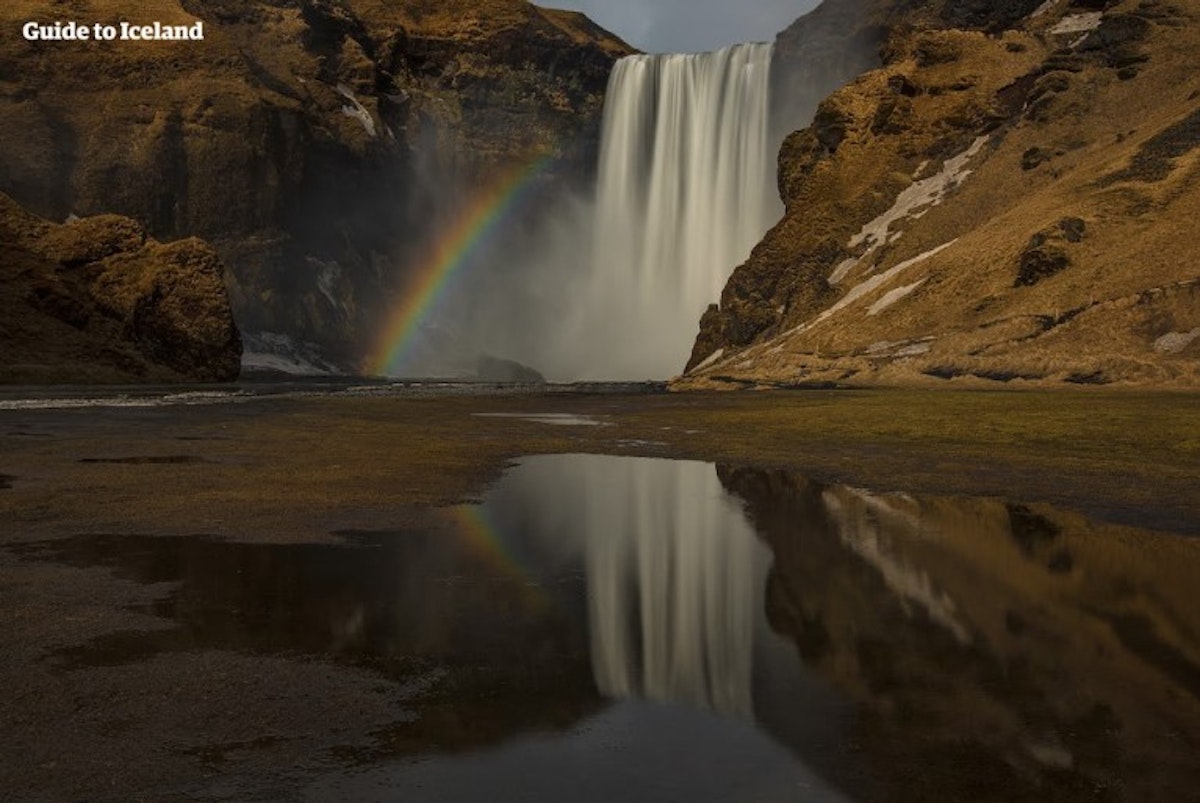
<box><xmin>2</xmin><ymin>388</ymin><xmax>1196</xmax><ymax>539</ymax></box>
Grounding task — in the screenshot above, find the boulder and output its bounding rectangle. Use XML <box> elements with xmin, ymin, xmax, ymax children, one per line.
<box><xmin>0</xmin><ymin>193</ymin><xmax>241</xmax><ymax>383</ymax></box>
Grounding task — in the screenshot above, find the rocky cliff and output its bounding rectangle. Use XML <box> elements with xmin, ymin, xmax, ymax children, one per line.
<box><xmin>0</xmin><ymin>193</ymin><xmax>240</xmax><ymax>383</ymax></box>
<box><xmin>685</xmin><ymin>0</ymin><xmax>1200</xmax><ymax>388</ymax></box>
<box><xmin>0</xmin><ymin>0</ymin><xmax>632</xmax><ymax>374</ymax></box>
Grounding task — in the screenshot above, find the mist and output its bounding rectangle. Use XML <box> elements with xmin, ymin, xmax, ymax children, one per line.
<box><xmin>390</xmin><ymin>44</ymin><xmax>781</xmax><ymax>382</ymax></box>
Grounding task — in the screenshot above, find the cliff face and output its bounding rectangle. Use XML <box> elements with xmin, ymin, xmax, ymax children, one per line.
<box><xmin>686</xmin><ymin>0</ymin><xmax>1200</xmax><ymax>388</ymax></box>
<box><xmin>0</xmin><ymin>193</ymin><xmax>240</xmax><ymax>383</ymax></box>
<box><xmin>0</xmin><ymin>0</ymin><xmax>632</xmax><ymax>372</ymax></box>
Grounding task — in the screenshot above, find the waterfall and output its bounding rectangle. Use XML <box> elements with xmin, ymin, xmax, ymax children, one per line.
<box><xmin>578</xmin><ymin>43</ymin><xmax>780</xmax><ymax>379</ymax></box>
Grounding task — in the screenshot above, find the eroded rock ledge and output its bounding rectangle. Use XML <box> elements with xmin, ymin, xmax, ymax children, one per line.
<box><xmin>0</xmin><ymin>193</ymin><xmax>241</xmax><ymax>383</ymax></box>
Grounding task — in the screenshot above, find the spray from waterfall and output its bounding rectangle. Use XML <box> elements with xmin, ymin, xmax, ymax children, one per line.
<box><xmin>368</xmin><ymin>43</ymin><xmax>780</xmax><ymax>381</ymax></box>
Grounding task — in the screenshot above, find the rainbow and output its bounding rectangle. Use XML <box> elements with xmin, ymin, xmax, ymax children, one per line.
<box><xmin>368</xmin><ymin>154</ymin><xmax>554</xmax><ymax>376</ymax></box>
<box><xmin>448</xmin><ymin>504</ymin><xmax>549</xmax><ymax>611</ymax></box>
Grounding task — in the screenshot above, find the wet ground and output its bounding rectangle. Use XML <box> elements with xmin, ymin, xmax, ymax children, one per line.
<box><xmin>1</xmin><ymin>386</ymin><xmax>1198</xmax><ymax>800</ymax></box>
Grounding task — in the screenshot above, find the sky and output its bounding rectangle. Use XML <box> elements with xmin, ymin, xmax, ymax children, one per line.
<box><xmin>546</xmin><ymin>0</ymin><xmax>822</xmax><ymax>54</ymax></box>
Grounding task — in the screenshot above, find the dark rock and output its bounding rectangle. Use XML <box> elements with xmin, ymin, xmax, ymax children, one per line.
<box><xmin>1060</xmin><ymin>217</ymin><xmax>1087</xmax><ymax>242</ymax></box>
<box><xmin>888</xmin><ymin>74</ymin><xmax>921</xmax><ymax>97</ymax></box>
<box><xmin>1065</xmin><ymin>370</ymin><xmax>1109</xmax><ymax>385</ymax></box>
<box><xmin>1078</xmin><ymin>13</ymin><xmax>1152</xmax><ymax>53</ymax></box>
<box><xmin>871</xmin><ymin>96</ymin><xmax>914</xmax><ymax>136</ymax></box>
<box><xmin>938</xmin><ymin>0</ymin><xmax>1045</xmax><ymax>32</ymax></box>
<box><xmin>1022</xmin><ymin>146</ymin><xmax>1051</xmax><ymax>170</ymax></box>
<box><xmin>812</xmin><ymin>100</ymin><xmax>854</xmax><ymax>153</ymax></box>
<box><xmin>1016</xmin><ymin>243</ymin><xmax>1071</xmax><ymax>287</ymax></box>
<box><xmin>1014</xmin><ymin>216</ymin><xmax>1087</xmax><ymax>287</ymax></box>
<box><xmin>476</xmin><ymin>355</ymin><xmax>545</xmax><ymax>384</ymax></box>
<box><xmin>923</xmin><ymin>365</ymin><xmax>965</xmax><ymax>380</ymax></box>
<box><xmin>1100</xmin><ymin>106</ymin><xmax>1200</xmax><ymax>185</ymax></box>
<box><xmin>1007</xmin><ymin>504</ymin><xmax>1061</xmax><ymax>556</ymax></box>
<box><xmin>687</xmin><ymin>304</ymin><xmax>728</xmax><ymax>373</ymax></box>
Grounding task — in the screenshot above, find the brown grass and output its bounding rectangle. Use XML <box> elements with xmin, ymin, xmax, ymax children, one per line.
<box><xmin>2</xmin><ymin>389</ymin><xmax>1196</xmax><ymax>542</ymax></box>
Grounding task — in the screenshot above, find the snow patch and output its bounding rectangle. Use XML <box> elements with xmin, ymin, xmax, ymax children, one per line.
<box><xmin>1048</xmin><ymin>13</ymin><xmax>1102</xmax><ymax>35</ymax></box>
<box><xmin>312</xmin><ymin>259</ymin><xmax>342</xmax><ymax>310</ymax></box>
<box><xmin>336</xmin><ymin>84</ymin><xmax>377</xmax><ymax>138</ymax></box>
<box><xmin>241</xmin><ymin>332</ymin><xmax>338</xmax><ymax>376</ymax></box>
<box><xmin>894</xmin><ymin>341</ymin><xmax>933</xmax><ymax>357</ymax></box>
<box><xmin>474</xmin><ymin>413</ymin><xmax>608</xmax><ymax>427</ymax></box>
<box><xmin>848</xmin><ymin>137</ymin><xmax>987</xmax><ymax>252</ymax></box>
<box><xmin>1030</xmin><ymin>0</ymin><xmax>1059</xmax><ymax>18</ymax></box>
<box><xmin>691</xmin><ymin>348</ymin><xmax>725</xmax><ymax>372</ymax></box>
<box><xmin>865</xmin><ymin>338</ymin><xmax>934</xmax><ymax>358</ymax></box>
<box><xmin>828</xmin><ymin>257</ymin><xmax>860</xmax><ymax>285</ymax></box>
<box><xmin>867</xmin><ymin>279</ymin><xmax>927</xmax><ymax>316</ymax></box>
<box><xmin>816</xmin><ymin>240</ymin><xmax>957</xmax><ymax>325</ymax></box>
<box><xmin>1154</xmin><ymin>328</ymin><xmax>1200</xmax><ymax>354</ymax></box>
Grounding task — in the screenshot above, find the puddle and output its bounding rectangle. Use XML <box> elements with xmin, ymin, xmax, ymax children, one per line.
<box><xmin>472</xmin><ymin>412</ymin><xmax>609</xmax><ymax>426</ymax></box>
<box><xmin>77</xmin><ymin>455</ymin><xmax>211</xmax><ymax>465</ymax></box>
<box><xmin>12</xmin><ymin>455</ymin><xmax>1200</xmax><ymax>801</ymax></box>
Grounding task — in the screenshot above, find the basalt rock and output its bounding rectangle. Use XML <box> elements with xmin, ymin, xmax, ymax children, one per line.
<box><xmin>476</xmin><ymin>354</ymin><xmax>545</xmax><ymax>383</ymax></box>
<box><xmin>0</xmin><ymin>192</ymin><xmax>241</xmax><ymax>383</ymax></box>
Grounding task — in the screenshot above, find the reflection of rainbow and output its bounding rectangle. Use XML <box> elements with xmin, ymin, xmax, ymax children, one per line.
<box><xmin>368</xmin><ymin>155</ymin><xmax>554</xmax><ymax>376</ymax></box>
<box><xmin>448</xmin><ymin>505</ymin><xmax>548</xmax><ymax>610</ymax></box>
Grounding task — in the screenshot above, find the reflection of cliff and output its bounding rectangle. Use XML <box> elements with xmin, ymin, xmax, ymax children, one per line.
<box><xmin>721</xmin><ymin>466</ymin><xmax>1200</xmax><ymax>802</ymax></box>
<box><xmin>30</xmin><ymin>526</ymin><xmax>600</xmax><ymax>755</ymax></box>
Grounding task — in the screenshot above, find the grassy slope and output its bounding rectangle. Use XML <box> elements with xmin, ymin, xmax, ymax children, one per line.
<box><xmin>686</xmin><ymin>0</ymin><xmax>1200</xmax><ymax>388</ymax></box>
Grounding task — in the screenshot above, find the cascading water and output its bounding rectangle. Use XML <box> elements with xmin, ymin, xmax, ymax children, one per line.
<box><xmin>577</xmin><ymin>43</ymin><xmax>781</xmax><ymax>379</ymax></box>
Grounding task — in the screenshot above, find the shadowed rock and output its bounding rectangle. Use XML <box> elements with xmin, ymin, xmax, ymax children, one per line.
<box><xmin>0</xmin><ymin>193</ymin><xmax>241</xmax><ymax>383</ymax></box>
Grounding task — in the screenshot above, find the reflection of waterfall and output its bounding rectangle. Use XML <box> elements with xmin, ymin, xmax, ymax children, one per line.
<box><xmin>574</xmin><ymin>44</ymin><xmax>780</xmax><ymax>379</ymax></box>
<box><xmin>481</xmin><ymin>455</ymin><xmax>768</xmax><ymax>718</ymax></box>
<box><xmin>585</xmin><ymin>459</ymin><xmax>763</xmax><ymax>717</ymax></box>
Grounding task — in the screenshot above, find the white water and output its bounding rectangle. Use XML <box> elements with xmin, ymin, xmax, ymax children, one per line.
<box><xmin>575</xmin><ymin>44</ymin><xmax>781</xmax><ymax>379</ymax></box>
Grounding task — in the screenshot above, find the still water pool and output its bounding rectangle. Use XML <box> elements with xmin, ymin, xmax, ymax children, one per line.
<box><xmin>24</xmin><ymin>455</ymin><xmax>1200</xmax><ymax>801</ymax></box>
